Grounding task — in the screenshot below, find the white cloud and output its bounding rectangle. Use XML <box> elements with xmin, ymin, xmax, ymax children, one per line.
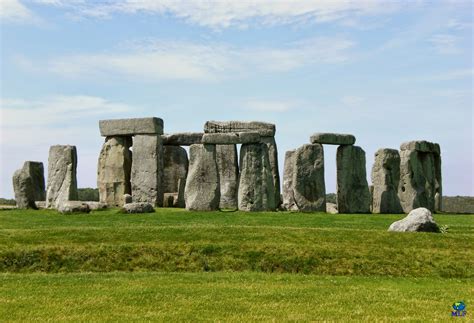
<box><xmin>429</xmin><ymin>34</ymin><xmax>462</xmax><ymax>55</ymax></box>
<box><xmin>19</xmin><ymin>38</ymin><xmax>355</xmax><ymax>82</ymax></box>
<box><xmin>0</xmin><ymin>95</ymin><xmax>132</xmax><ymax>130</ymax></box>
<box><xmin>341</xmin><ymin>95</ymin><xmax>364</xmax><ymax>106</ymax></box>
<box><xmin>0</xmin><ymin>0</ymin><xmax>34</xmax><ymax>23</ymax></box>
<box><xmin>30</xmin><ymin>0</ymin><xmax>399</xmax><ymax>28</ymax></box>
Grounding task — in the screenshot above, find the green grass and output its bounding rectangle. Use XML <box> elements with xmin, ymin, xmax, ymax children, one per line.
<box><xmin>1</xmin><ymin>272</ymin><xmax>471</xmax><ymax>321</ymax></box>
<box><xmin>0</xmin><ymin>208</ymin><xmax>472</xmax><ymax>321</ymax></box>
<box><xmin>0</xmin><ymin>208</ymin><xmax>472</xmax><ymax>277</ymax></box>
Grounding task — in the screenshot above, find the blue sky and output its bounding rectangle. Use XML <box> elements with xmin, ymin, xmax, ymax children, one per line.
<box><xmin>1</xmin><ymin>0</ymin><xmax>473</xmax><ymax>198</ymax></box>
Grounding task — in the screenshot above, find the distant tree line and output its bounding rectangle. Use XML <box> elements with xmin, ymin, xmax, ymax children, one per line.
<box><xmin>77</xmin><ymin>188</ymin><xmax>99</xmax><ymax>202</ymax></box>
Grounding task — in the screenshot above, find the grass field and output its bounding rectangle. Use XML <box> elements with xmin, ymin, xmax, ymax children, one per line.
<box><xmin>1</xmin><ymin>208</ymin><xmax>473</xmax><ymax>321</ymax></box>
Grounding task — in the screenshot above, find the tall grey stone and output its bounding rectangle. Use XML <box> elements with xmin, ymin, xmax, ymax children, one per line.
<box><xmin>163</xmin><ymin>146</ymin><xmax>188</xmax><ymax>193</ymax></box>
<box><xmin>398</xmin><ymin>141</ymin><xmax>440</xmax><ymax>213</ymax></box>
<box><xmin>131</xmin><ymin>135</ymin><xmax>164</xmax><ymax>207</ymax></box>
<box><xmin>238</xmin><ymin>143</ymin><xmax>276</xmax><ymax>211</ymax></box>
<box><xmin>12</xmin><ymin>161</ymin><xmax>45</xmax><ymax>209</ymax></box>
<box><xmin>434</xmin><ymin>152</ymin><xmax>442</xmax><ymax>212</ymax></box>
<box><xmin>184</xmin><ymin>144</ymin><xmax>220</xmax><ymax>211</ymax></box>
<box><xmin>371</xmin><ymin>148</ymin><xmax>403</xmax><ymax>214</ymax></box>
<box><xmin>97</xmin><ymin>136</ymin><xmax>132</xmax><ymax>207</ymax></box>
<box><xmin>46</xmin><ymin>145</ymin><xmax>78</xmax><ymax>209</ymax></box>
<box><xmin>336</xmin><ymin>145</ymin><xmax>370</xmax><ymax>213</ymax></box>
<box><xmin>282</xmin><ymin>144</ymin><xmax>326</xmax><ymax>212</ymax></box>
<box><xmin>261</xmin><ymin>136</ymin><xmax>281</xmax><ymax>207</ymax></box>
<box><xmin>216</xmin><ymin>144</ymin><xmax>239</xmax><ymax>209</ymax></box>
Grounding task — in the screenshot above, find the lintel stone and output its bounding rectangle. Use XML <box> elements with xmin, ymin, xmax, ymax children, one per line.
<box><xmin>99</xmin><ymin>117</ymin><xmax>163</xmax><ymax>136</ymax></box>
<box><xmin>400</xmin><ymin>140</ymin><xmax>440</xmax><ymax>155</ymax></box>
<box><xmin>204</xmin><ymin>121</ymin><xmax>275</xmax><ymax>137</ymax></box>
<box><xmin>310</xmin><ymin>133</ymin><xmax>356</xmax><ymax>145</ymax></box>
<box><xmin>162</xmin><ymin>132</ymin><xmax>203</xmax><ymax>146</ymax></box>
<box><xmin>202</xmin><ymin>132</ymin><xmax>260</xmax><ymax>144</ymax></box>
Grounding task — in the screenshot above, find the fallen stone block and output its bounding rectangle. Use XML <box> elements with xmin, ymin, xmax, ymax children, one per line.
<box><xmin>388</xmin><ymin>207</ymin><xmax>440</xmax><ymax>232</ymax></box>
<box><xmin>122</xmin><ymin>202</ymin><xmax>155</xmax><ymax>214</ymax></box>
<box><xmin>310</xmin><ymin>133</ymin><xmax>356</xmax><ymax>145</ymax></box>
<box><xmin>57</xmin><ymin>201</ymin><xmax>90</xmax><ymax>214</ymax></box>
<box><xmin>99</xmin><ymin>117</ymin><xmax>163</xmax><ymax>136</ymax></box>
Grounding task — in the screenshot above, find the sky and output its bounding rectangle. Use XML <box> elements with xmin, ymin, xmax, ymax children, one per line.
<box><xmin>0</xmin><ymin>0</ymin><xmax>473</xmax><ymax>199</ymax></box>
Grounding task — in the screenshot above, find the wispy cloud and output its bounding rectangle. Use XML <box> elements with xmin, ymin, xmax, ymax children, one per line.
<box><xmin>17</xmin><ymin>38</ymin><xmax>355</xmax><ymax>82</ymax></box>
<box><xmin>0</xmin><ymin>0</ymin><xmax>35</xmax><ymax>23</ymax></box>
<box><xmin>429</xmin><ymin>34</ymin><xmax>462</xmax><ymax>55</ymax></box>
<box><xmin>29</xmin><ymin>0</ymin><xmax>399</xmax><ymax>28</ymax></box>
<box><xmin>0</xmin><ymin>95</ymin><xmax>132</xmax><ymax>130</ymax></box>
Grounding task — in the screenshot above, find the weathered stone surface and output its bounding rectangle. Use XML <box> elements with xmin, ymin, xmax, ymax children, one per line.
<box><xmin>260</xmin><ymin>136</ymin><xmax>281</xmax><ymax>208</ymax></box>
<box><xmin>162</xmin><ymin>133</ymin><xmax>203</xmax><ymax>146</ymax></box>
<box><xmin>97</xmin><ymin>137</ymin><xmax>132</xmax><ymax>207</ymax></box>
<box><xmin>163</xmin><ymin>146</ymin><xmax>188</xmax><ymax>193</ymax></box>
<box><xmin>131</xmin><ymin>135</ymin><xmax>164</xmax><ymax>206</ymax></box>
<box><xmin>388</xmin><ymin>207</ymin><xmax>440</xmax><ymax>232</ymax></box>
<box><xmin>216</xmin><ymin>144</ymin><xmax>239</xmax><ymax>209</ymax></box>
<box><xmin>202</xmin><ymin>132</ymin><xmax>260</xmax><ymax>144</ymax></box>
<box><xmin>124</xmin><ymin>194</ymin><xmax>132</xmax><ymax>204</ymax></box>
<box><xmin>238</xmin><ymin>143</ymin><xmax>276</xmax><ymax>211</ymax></box>
<box><xmin>163</xmin><ymin>193</ymin><xmax>176</xmax><ymax>207</ymax></box>
<box><xmin>13</xmin><ymin>161</ymin><xmax>45</xmax><ymax>209</ymax></box>
<box><xmin>122</xmin><ymin>202</ymin><xmax>155</xmax><ymax>214</ymax></box>
<box><xmin>46</xmin><ymin>145</ymin><xmax>78</xmax><ymax>209</ymax></box>
<box><xmin>310</xmin><ymin>133</ymin><xmax>356</xmax><ymax>145</ymax></box>
<box><xmin>85</xmin><ymin>201</ymin><xmax>107</xmax><ymax>210</ymax></box>
<box><xmin>336</xmin><ymin>145</ymin><xmax>371</xmax><ymax>213</ymax></box>
<box><xmin>371</xmin><ymin>148</ymin><xmax>403</xmax><ymax>213</ymax></box>
<box><xmin>57</xmin><ymin>201</ymin><xmax>90</xmax><ymax>214</ymax></box>
<box><xmin>184</xmin><ymin>144</ymin><xmax>220</xmax><ymax>211</ymax></box>
<box><xmin>326</xmin><ymin>203</ymin><xmax>338</xmax><ymax>214</ymax></box>
<box><xmin>434</xmin><ymin>153</ymin><xmax>442</xmax><ymax>212</ymax></box>
<box><xmin>176</xmin><ymin>178</ymin><xmax>186</xmax><ymax>208</ymax></box>
<box><xmin>204</xmin><ymin>121</ymin><xmax>275</xmax><ymax>137</ymax></box>
<box><xmin>400</xmin><ymin>140</ymin><xmax>440</xmax><ymax>154</ymax></box>
<box><xmin>282</xmin><ymin>144</ymin><xmax>326</xmax><ymax>212</ymax></box>
<box><xmin>398</xmin><ymin>146</ymin><xmax>439</xmax><ymax>213</ymax></box>
<box><xmin>99</xmin><ymin>117</ymin><xmax>163</xmax><ymax>136</ymax></box>
<box><xmin>35</xmin><ymin>201</ymin><xmax>46</xmax><ymax>209</ymax></box>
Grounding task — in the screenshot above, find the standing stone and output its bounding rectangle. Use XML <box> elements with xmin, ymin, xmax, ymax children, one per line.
<box><xmin>336</xmin><ymin>145</ymin><xmax>371</xmax><ymax>213</ymax></box>
<box><xmin>163</xmin><ymin>146</ymin><xmax>188</xmax><ymax>193</ymax></box>
<box><xmin>12</xmin><ymin>161</ymin><xmax>45</xmax><ymax>209</ymax></box>
<box><xmin>46</xmin><ymin>145</ymin><xmax>78</xmax><ymax>209</ymax></box>
<box><xmin>261</xmin><ymin>136</ymin><xmax>281</xmax><ymax>208</ymax></box>
<box><xmin>398</xmin><ymin>143</ymin><xmax>438</xmax><ymax>213</ymax></box>
<box><xmin>131</xmin><ymin>135</ymin><xmax>164</xmax><ymax>207</ymax></box>
<box><xmin>97</xmin><ymin>137</ymin><xmax>132</xmax><ymax>207</ymax></box>
<box><xmin>282</xmin><ymin>144</ymin><xmax>326</xmax><ymax>212</ymax></box>
<box><xmin>184</xmin><ymin>144</ymin><xmax>220</xmax><ymax>211</ymax></box>
<box><xmin>216</xmin><ymin>144</ymin><xmax>239</xmax><ymax>209</ymax></box>
<box><xmin>176</xmin><ymin>177</ymin><xmax>186</xmax><ymax>208</ymax></box>
<box><xmin>434</xmin><ymin>152</ymin><xmax>442</xmax><ymax>212</ymax></box>
<box><xmin>371</xmin><ymin>149</ymin><xmax>403</xmax><ymax>214</ymax></box>
<box><xmin>238</xmin><ymin>143</ymin><xmax>276</xmax><ymax>211</ymax></box>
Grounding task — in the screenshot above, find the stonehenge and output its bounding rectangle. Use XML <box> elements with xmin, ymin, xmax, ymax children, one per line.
<box><xmin>184</xmin><ymin>144</ymin><xmax>220</xmax><ymax>211</ymax></box>
<box><xmin>238</xmin><ymin>143</ymin><xmax>276</xmax><ymax>211</ymax></box>
<box><xmin>371</xmin><ymin>149</ymin><xmax>403</xmax><ymax>214</ymax></box>
<box><xmin>46</xmin><ymin>145</ymin><xmax>78</xmax><ymax>209</ymax></box>
<box><xmin>398</xmin><ymin>140</ymin><xmax>441</xmax><ymax>213</ymax></box>
<box><xmin>12</xmin><ymin>116</ymin><xmax>442</xmax><ymax>215</ymax></box>
<box><xmin>336</xmin><ymin>145</ymin><xmax>371</xmax><ymax>213</ymax></box>
<box><xmin>282</xmin><ymin>144</ymin><xmax>326</xmax><ymax>212</ymax></box>
<box><xmin>12</xmin><ymin>161</ymin><xmax>45</xmax><ymax>209</ymax></box>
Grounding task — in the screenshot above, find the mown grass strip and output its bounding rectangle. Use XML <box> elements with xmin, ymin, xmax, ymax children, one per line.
<box><xmin>1</xmin><ymin>272</ymin><xmax>472</xmax><ymax>321</ymax></box>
